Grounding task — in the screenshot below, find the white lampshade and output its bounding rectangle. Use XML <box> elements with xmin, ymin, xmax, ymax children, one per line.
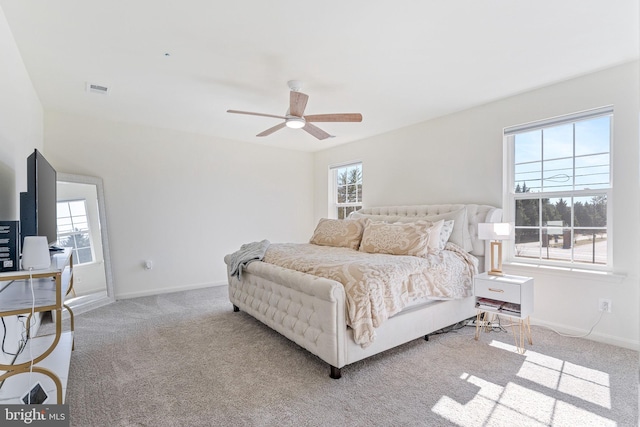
<box><xmin>22</xmin><ymin>236</ymin><xmax>51</xmax><ymax>270</ymax></box>
<box><xmin>478</xmin><ymin>223</ymin><xmax>513</xmax><ymax>241</ymax></box>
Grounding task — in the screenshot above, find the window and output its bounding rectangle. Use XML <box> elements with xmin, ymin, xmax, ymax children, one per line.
<box><xmin>504</xmin><ymin>107</ymin><xmax>612</xmax><ymax>268</ymax></box>
<box><xmin>330</xmin><ymin>162</ymin><xmax>363</xmax><ymax>219</ymax></box>
<box><xmin>56</xmin><ymin>199</ymin><xmax>94</xmax><ymax>265</ymax></box>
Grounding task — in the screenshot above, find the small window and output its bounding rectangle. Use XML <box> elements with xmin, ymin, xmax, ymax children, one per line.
<box><xmin>505</xmin><ymin>107</ymin><xmax>612</xmax><ymax>268</ymax></box>
<box><xmin>330</xmin><ymin>162</ymin><xmax>363</xmax><ymax>219</ymax></box>
<box><xmin>56</xmin><ymin>199</ymin><xmax>94</xmax><ymax>265</ymax></box>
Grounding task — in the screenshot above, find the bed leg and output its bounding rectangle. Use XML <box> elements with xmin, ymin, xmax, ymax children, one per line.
<box><xmin>233</xmin><ymin>305</ymin><xmax>239</xmax><ymax>312</ymax></box>
<box><xmin>330</xmin><ymin>366</ymin><xmax>342</xmax><ymax>379</ymax></box>
<box><xmin>424</xmin><ymin>334</ymin><xmax>429</xmax><ymax>341</ymax></box>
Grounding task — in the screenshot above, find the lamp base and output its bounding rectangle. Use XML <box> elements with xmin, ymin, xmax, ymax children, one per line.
<box><xmin>488</xmin><ymin>241</ymin><xmax>503</xmax><ymax>277</ymax></box>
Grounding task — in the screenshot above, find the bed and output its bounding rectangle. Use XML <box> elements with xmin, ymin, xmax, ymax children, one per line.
<box><xmin>225</xmin><ymin>204</ymin><xmax>502</xmax><ymax>378</ymax></box>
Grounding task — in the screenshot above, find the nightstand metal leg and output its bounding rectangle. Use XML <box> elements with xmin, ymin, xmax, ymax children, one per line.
<box><xmin>474</xmin><ymin>311</ymin><xmax>482</xmax><ymax>340</ymax></box>
<box><xmin>510</xmin><ymin>321</ymin><xmax>520</xmax><ymax>353</ymax></box>
<box><xmin>474</xmin><ymin>312</ymin><xmax>532</xmax><ymax>354</ymax></box>
<box><xmin>525</xmin><ymin>316</ymin><xmax>532</xmax><ymax>345</ymax></box>
<box><xmin>509</xmin><ymin>318</ymin><xmax>530</xmax><ymax>354</ymax></box>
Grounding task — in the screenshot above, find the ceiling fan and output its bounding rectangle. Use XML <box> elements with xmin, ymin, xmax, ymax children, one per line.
<box><xmin>227</xmin><ymin>80</ymin><xmax>363</xmax><ymax>140</ymax></box>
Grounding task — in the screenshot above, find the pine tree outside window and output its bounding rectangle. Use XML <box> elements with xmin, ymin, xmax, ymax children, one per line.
<box><xmin>330</xmin><ymin>162</ymin><xmax>363</xmax><ymax>219</ymax></box>
<box><xmin>504</xmin><ymin>107</ymin><xmax>612</xmax><ymax>268</ymax></box>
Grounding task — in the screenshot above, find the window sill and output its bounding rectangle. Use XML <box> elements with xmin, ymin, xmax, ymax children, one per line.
<box><xmin>502</xmin><ymin>262</ymin><xmax>626</xmax><ymax>284</ymax></box>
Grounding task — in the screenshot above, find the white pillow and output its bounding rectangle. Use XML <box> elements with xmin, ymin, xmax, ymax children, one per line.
<box><xmin>427</xmin><ymin>219</ymin><xmax>445</xmax><ymax>251</ymax></box>
<box><xmin>438</xmin><ymin>220</ymin><xmax>454</xmax><ymax>249</ymax></box>
<box><xmin>420</xmin><ymin>208</ymin><xmax>471</xmax><ymax>251</ymax></box>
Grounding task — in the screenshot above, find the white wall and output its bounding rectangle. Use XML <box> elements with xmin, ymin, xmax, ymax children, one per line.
<box><xmin>0</xmin><ymin>6</ymin><xmax>43</xmax><ymax>218</ymax></box>
<box><xmin>314</xmin><ymin>61</ymin><xmax>639</xmax><ymax>350</ymax></box>
<box><xmin>0</xmin><ymin>6</ymin><xmax>44</xmax><ymax>360</ymax></box>
<box><xmin>44</xmin><ymin>112</ymin><xmax>314</xmax><ymax>299</ymax></box>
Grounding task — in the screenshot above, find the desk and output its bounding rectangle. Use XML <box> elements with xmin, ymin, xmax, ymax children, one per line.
<box><xmin>0</xmin><ymin>249</ymin><xmax>74</xmax><ymax>404</ymax></box>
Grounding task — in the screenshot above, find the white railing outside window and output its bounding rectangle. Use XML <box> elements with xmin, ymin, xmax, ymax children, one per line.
<box><xmin>504</xmin><ymin>107</ymin><xmax>613</xmax><ymax>269</ymax></box>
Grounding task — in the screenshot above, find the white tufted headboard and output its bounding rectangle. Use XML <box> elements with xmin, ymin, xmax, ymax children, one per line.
<box><xmin>354</xmin><ymin>204</ymin><xmax>503</xmax><ymax>272</ymax></box>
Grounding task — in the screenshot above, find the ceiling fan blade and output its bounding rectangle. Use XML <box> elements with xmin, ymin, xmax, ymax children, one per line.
<box><xmin>227</xmin><ymin>110</ymin><xmax>288</xmax><ymax>120</ymax></box>
<box><xmin>303</xmin><ymin>123</ymin><xmax>331</xmax><ymax>140</ymax></box>
<box><xmin>257</xmin><ymin>122</ymin><xmax>286</xmax><ymax>137</ymax></box>
<box><xmin>304</xmin><ymin>113</ymin><xmax>363</xmax><ymax>122</ymax></box>
<box><xmin>289</xmin><ymin>92</ymin><xmax>309</xmax><ymax>117</ymax></box>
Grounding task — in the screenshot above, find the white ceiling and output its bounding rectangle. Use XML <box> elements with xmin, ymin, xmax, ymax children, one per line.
<box><xmin>1</xmin><ymin>1</ymin><xmax>638</xmax><ymax>152</ymax></box>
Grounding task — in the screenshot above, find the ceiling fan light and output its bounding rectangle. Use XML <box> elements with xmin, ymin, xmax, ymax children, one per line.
<box><xmin>285</xmin><ymin>117</ymin><xmax>305</xmax><ymax>129</ymax></box>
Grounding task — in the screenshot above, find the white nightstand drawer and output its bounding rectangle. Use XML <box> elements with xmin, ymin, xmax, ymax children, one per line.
<box><xmin>474</xmin><ymin>273</ymin><xmax>534</xmax><ymax>319</ymax></box>
<box><xmin>475</xmin><ymin>280</ymin><xmax>521</xmax><ymax>304</ymax></box>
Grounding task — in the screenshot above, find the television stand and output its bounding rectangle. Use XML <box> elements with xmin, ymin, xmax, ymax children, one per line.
<box><xmin>0</xmin><ymin>249</ymin><xmax>75</xmax><ymax>403</ymax></box>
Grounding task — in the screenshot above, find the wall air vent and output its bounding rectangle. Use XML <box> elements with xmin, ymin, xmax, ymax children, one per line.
<box><xmin>86</xmin><ymin>82</ymin><xmax>110</xmax><ymax>95</ymax></box>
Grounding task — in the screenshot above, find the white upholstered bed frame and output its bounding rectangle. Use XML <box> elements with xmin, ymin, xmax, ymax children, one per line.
<box><xmin>227</xmin><ymin>204</ymin><xmax>502</xmax><ymax>378</ymax></box>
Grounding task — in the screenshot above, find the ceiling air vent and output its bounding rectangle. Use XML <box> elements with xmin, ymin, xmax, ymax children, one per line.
<box><xmin>86</xmin><ymin>82</ymin><xmax>110</xmax><ymax>95</ymax></box>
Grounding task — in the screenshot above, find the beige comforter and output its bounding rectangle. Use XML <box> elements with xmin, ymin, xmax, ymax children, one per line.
<box><xmin>263</xmin><ymin>242</ymin><xmax>478</xmax><ymax>347</ymax></box>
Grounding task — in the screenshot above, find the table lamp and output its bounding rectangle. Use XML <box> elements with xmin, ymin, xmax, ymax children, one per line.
<box><xmin>478</xmin><ymin>223</ymin><xmax>512</xmax><ymax>276</ymax></box>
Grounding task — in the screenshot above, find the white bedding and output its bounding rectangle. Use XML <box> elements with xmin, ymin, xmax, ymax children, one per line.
<box><xmin>263</xmin><ymin>242</ymin><xmax>477</xmax><ymax>347</ymax></box>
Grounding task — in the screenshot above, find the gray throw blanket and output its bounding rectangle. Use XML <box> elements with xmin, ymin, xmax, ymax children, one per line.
<box><xmin>225</xmin><ymin>239</ymin><xmax>271</xmax><ymax>279</ymax></box>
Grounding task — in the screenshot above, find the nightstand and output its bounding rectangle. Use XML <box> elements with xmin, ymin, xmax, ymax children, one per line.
<box><xmin>474</xmin><ymin>272</ymin><xmax>533</xmax><ymax>353</ymax></box>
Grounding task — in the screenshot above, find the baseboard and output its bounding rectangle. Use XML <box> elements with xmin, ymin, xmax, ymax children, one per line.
<box><xmin>530</xmin><ymin>317</ymin><xmax>639</xmax><ymax>351</ymax></box>
<box><xmin>116</xmin><ymin>281</ymin><xmax>227</xmax><ymax>300</ymax></box>
<box><xmin>64</xmin><ymin>292</ymin><xmax>114</xmax><ymax>316</ymax></box>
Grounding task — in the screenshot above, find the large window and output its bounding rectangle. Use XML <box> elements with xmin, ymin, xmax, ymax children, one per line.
<box><xmin>57</xmin><ymin>199</ymin><xmax>94</xmax><ymax>265</ymax></box>
<box><xmin>330</xmin><ymin>162</ymin><xmax>363</xmax><ymax>219</ymax></box>
<box><xmin>505</xmin><ymin>107</ymin><xmax>612</xmax><ymax>268</ymax></box>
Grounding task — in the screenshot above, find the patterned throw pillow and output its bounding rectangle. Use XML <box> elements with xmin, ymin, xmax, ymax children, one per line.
<box><xmin>426</xmin><ymin>219</ymin><xmax>445</xmax><ymax>251</ymax></box>
<box><xmin>437</xmin><ymin>220</ymin><xmax>454</xmax><ymax>249</ymax></box>
<box><xmin>350</xmin><ymin>208</ymin><xmax>470</xmax><ymax>251</ymax></box>
<box><xmin>309</xmin><ymin>218</ymin><xmax>368</xmax><ymax>250</ymax></box>
<box><xmin>359</xmin><ymin>220</ymin><xmax>435</xmax><ymax>257</ymax></box>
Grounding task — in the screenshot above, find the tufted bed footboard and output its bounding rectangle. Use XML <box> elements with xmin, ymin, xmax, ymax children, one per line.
<box><xmin>227</xmin><ymin>256</ymin><xmax>478</xmax><ymax>379</ymax></box>
<box><xmin>227</xmin><ymin>259</ymin><xmax>349</xmax><ymax>377</ymax></box>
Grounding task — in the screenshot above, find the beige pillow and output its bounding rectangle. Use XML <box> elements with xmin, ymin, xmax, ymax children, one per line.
<box><xmin>350</xmin><ymin>212</ymin><xmax>454</xmax><ymax>251</ymax></box>
<box><xmin>351</xmin><ymin>208</ymin><xmax>471</xmax><ymax>251</ymax></box>
<box><xmin>359</xmin><ymin>220</ymin><xmax>435</xmax><ymax>257</ymax></box>
<box><xmin>309</xmin><ymin>218</ymin><xmax>367</xmax><ymax>250</ymax></box>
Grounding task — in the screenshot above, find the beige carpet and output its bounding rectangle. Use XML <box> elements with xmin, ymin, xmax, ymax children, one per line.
<box><xmin>59</xmin><ymin>286</ymin><xmax>637</xmax><ymax>426</ymax></box>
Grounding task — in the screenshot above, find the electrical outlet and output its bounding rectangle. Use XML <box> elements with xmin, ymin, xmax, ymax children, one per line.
<box><xmin>598</xmin><ymin>298</ymin><xmax>612</xmax><ymax>313</ymax></box>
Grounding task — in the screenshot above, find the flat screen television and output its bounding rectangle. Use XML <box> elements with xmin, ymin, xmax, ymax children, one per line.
<box><xmin>20</xmin><ymin>149</ymin><xmax>58</xmax><ymax>246</ymax></box>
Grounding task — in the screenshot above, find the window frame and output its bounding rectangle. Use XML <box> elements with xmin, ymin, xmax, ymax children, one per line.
<box><xmin>328</xmin><ymin>161</ymin><xmax>363</xmax><ymax>219</ymax></box>
<box><xmin>56</xmin><ymin>198</ymin><xmax>96</xmax><ymax>266</ymax></box>
<box><xmin>503</xmin><ymin>106</ymin><xmax>613</xmax><ymax>271</ymax></box>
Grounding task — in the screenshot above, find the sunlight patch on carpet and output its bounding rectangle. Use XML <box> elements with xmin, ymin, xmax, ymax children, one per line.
<box><xmin>430</xmin><ymin>340</ymin><xmax>615</xmax><ymax>426</ymax></box>
<box><xmin>495</xmin><ymin>342</ymin><xmax>613</xmax><ymax>409</ymax></box>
